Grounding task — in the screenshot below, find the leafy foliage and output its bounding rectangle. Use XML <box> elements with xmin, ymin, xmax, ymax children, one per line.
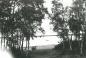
<box><xmin>0</xmin><ymin>0</ymin><xmax>46</xmax><ymax>48</ymax></box>
<box><xmin>68</xmin><ymin>16</ymin><xmax>82</xmax><ymax>34</ymax></box>
<box><xmin>51</xmin><ymin>0</ymin><xmax>69</xmax><ymax>41</ymax></box>
<box><xmin>51</xmin><ymin>0</ymin><xmax>86</xmax><ymax>55</ymax></box>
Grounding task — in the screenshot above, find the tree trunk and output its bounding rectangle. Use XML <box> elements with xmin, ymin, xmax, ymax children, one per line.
<box><xmin>28</xmin><ymin>39</ymin><xmax>30</xmax><ymax>50</ymax></box>
<box><xmin>63</xmin><ymin>40</ymin><xmax>65</xmax><ymax>49</ymax></box>
<box><xmin>26</xmin><ymin>36</ymin><xmax>30</xmax><ymax>50</ymax></box>
<box><xmin>26</xmin><ymin>40</ymin><xmax>28</xmax><ymax>49</ymax></box>
<box><xmin>16</xmin><ymin>31</ymin><xmax>18</xmax><ymax>48</ymax></box>
<box><xmin>21</xmin><ymin>37</ymin><xmax>24</xmax><ymax>50</ymax></box>
<box><xmin>80</xmin><ymin>30</ymin><xmax>84</xmax><ymax>55</ymax></box>
<box><xmin>69</xmin><ymin>35</ymin><xmax>72</xmax><ymax>50</ymax></box>
<box><xmin>1</xmin><ymin>36</ymin><xmax>2</xmax><ymax>48</ymax></box>
<box><xmin>6</xmin><ymin>33</ymin><xmax>9</xmax><ymax>48</ymax></box>
<box><xmin>80</xmin><ymin>38</ymin><xmax>83</xmax><ymax>55</ymax></box>
<box><xmin>80</xmin><ymin>32</ymin><xmax>83</xmax><ymax>55</ymax></box>
<box><xmin>11</xmin><ymin>32</ymin><xmax>14</xmax><ymax>48</ymax></box>
<box><xmin>3</xmin><ymin>34</ymin><xmax>5</xmax><ymax>47</ymax></box>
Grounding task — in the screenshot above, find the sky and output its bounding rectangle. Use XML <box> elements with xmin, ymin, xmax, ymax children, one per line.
<box><xmin>29</xmin><ymin>0</ymin><xmax>73</xmax><ymax>46</ymax></box>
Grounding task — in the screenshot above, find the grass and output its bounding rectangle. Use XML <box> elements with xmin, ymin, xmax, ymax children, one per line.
<box><xmin>31</xmin><ymin>49</ymin><xmax>86</xmax><ymax>58</ymax></box>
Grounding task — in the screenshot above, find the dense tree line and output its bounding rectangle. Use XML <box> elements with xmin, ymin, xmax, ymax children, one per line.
<box><xmin>0</xmin><ymin>0</ymin><xmax>47</xmax><ymax>48</ymax></box>
<box><xmin>0</xmin><ymin>0</ymin><xmax>47</xmax><ymax>58</ymax></box>
<box><xmin>51</xmin><ymin>0</ymin><xmax>86</xmax><ymax>55</ymax></box>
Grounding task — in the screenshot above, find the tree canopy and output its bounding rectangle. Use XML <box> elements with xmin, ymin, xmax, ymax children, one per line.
<box><xmin>51</xmin><ymin>0</ymin><xmax>86</xmax><ymax>55</ymax></box>
<box><xmin>0</xmin><ymin>0</ymin><xmax>47</xmax><ymax>49</ymax></box>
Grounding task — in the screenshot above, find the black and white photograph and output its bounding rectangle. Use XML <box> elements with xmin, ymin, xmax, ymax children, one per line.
<box><xmin>0</xmin><ymin>0</ymin><xmax>86</xmax><ymax>58</ymax></box>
